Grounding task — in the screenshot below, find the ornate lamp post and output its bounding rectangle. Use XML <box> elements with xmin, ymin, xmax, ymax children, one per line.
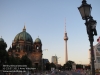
<box><xmin>78</xmin><ymin>0</ymin><xmax>97</xmax><ymax>75</ymax></box>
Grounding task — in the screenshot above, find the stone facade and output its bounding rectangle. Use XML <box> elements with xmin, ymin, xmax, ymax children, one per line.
<box><xmin>8</xmin><ymin>26</ymin><xmax>42</xmax><ymax>67</ymax></box>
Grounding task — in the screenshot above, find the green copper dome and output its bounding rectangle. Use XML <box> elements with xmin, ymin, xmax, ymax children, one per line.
<box><xmin>0</xmin><ymin>36</ymin><xmax>4</xmax><ymax>42</ymax></box>
<box><xmin>14</xmin><ymin>26</ymin><xmax>33</xmax><ymax>43</ymax></box>
<box><xmin>35</xmin><ymin>37</ymin><xmax>41</xmax><ymax>43</ymax></box>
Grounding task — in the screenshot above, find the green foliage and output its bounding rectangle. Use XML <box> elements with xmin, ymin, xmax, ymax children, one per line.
<box><xmin>45</xmin><ymin>63</ymin><xmax>51</xmax><ymax>70</ymax></box>
<box><xmin>8</xmin><ymin>55</ymin><xmax>15</xmax><ymax>65</ymax></box>
<box><xmin>0</xmin><ymin>42</ymin><xmax>7</xmax><ymax>50</ymax></box>
<box><xmin>85</xmin><ymin>65</ymin><xmax>90</xmax><ymax>69</ymax></box>
<box><xmin>8</xmin><ymin>56</ymin><xmax>20</xmax><ymax>65</ymax></box>
<box><xmin>0</xmin><ymin>50</ymin><xmax>9</xmax><ymax>70</ymax></box>
<box><xmin>0</xmin><ymin>41</ymin><xmax>8</xmax><ymax>70</ymax></box>
<box><xmin>7</xmin><ymin>55</ymin><xmax>33</xmax><ymax>68</ymax></box>
<box><xmin>0</xmin><ymin>41</ymin><xmax>32</xmax><ymax>69</ymax></box>
<box><xmin>8</xmin><ymin>55</ymin><xmax>33</xmax><ymax>67</ymax></box>
<box><xmin>58</xmin><ymin>65</ymin><xmax>63</xmax><ymax>70</ymax></box>
<box><xmin>76</xmin><ymin>64</ymin><xmax>83</xmax><ymax>69</ymax></box>
<box><xmin>20</xmin><ymin>55</ymin><xmax>32</xmax><ymax>68</ymax></box>
<box><xmin>50</xmin><ymin>63</ymin><xmax>56</xmax><ymax>69</ymax></box>
<box><xmin>0</xmin><ymin>42</ymin><xmax>8</xmax><ymax>62</ymax></box>
<box><xmin>0</xmin><ymin>41</ymin><xmax>8</xmax><ymax>63</ymax></box>
<box><xmin>0</xmin><ymin>50</ymin><xmax>8</xmax><ymax>63</ymax></box>
<box><xmin>63</xmin><ymin>60</ymin><xmax>75</xmax><ymax>70</ymax></box>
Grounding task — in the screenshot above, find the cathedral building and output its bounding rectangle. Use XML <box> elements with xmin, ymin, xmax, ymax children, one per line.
<box><xmin>8</xmin><ymin>26</ymin><xmax>42</xmax><ymax>67</ymax></box>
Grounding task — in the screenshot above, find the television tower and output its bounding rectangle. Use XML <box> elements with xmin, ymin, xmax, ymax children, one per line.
<box><xmin>64</xmin><ymin>19</ymin><xmax>68</xmax><ymax>64</ymax></box>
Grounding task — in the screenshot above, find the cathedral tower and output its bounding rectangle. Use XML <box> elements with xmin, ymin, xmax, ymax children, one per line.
<box><xmin>64</xmin><ymin>19</ymin><xmax>68</xmax><ymax>64</ymax></box>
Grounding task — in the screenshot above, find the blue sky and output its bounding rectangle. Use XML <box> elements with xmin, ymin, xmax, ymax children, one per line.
<box><xmin>0</xmin><ymin>0</ymin><xmax>100</xmax><ymax>65</ymax></box>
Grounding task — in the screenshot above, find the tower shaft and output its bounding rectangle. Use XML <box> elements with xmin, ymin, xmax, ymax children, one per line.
<box><xmin>65</xmin><ymin>40</ymin><xmax>68</xmax><ymax>63</ymax></box>
<box><xmin>64</xmin><ymin>19</ymin><xmax>68</xmax><ymax>64</ymax></box>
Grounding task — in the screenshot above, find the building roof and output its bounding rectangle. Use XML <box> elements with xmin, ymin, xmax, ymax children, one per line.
<box><xmin>14</xmin><ymin>26</ymin><xmax>33</xmax><ymax>43</ymax></box>
<box><xmin>35</xmin><ymin>37</ymin><xmax>41</xmax><ymax>43</ymax></box>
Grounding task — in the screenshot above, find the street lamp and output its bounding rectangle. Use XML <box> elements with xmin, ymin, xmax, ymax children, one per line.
<box><xmin>78</xmin><ymin>0</ymin><xmax>92</xmax><ymax>20</ymax></box>
<box><xmin>42</xmin><ymin>49</ymin><xmax>48</xmax><ymax>73</ymax></box>
<box><xmin>78</xmin><ymin>0</ymin><xmax>97</xmax><ymax>75</ymax></box>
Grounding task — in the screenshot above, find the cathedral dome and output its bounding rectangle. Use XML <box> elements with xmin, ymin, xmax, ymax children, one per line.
<box><xmin>35</xmin><ymin>37</ymin><xmax>41</xmax><ymax>43</ymax></box>
<box><xmin>14</xmin><ymin>26</ymin><xmax>33</xmax><ymax>43</ymax></box>
<box><xmin>0</xmin><ymin>36</ymin><xmax>4</xmax><ymax>42</ymax></box>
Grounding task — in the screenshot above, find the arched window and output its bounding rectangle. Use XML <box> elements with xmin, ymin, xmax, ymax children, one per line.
<box><xmin>37</xmin><ymin>46</ymin><xmax>39</xmax><ymax>49</ymax></box>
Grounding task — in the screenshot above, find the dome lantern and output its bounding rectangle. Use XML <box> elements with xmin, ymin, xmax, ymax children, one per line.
<box><xmin>23</xmin><ymin>25</ymin><xmax>26</xmax><ymax>32</ymax></box>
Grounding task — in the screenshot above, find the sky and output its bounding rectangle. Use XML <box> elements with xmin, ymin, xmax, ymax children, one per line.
<box><xmin>0</xmin><ymin>0</ymin><xmax>100</xmax><ymax>66</ymax></box>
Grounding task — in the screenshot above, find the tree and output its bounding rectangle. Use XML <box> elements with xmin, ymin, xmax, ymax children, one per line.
<box><xmin>8</xmin><ymin>55</ymin><xmax>20</xmax><ymax>65</ymax></box>
<box><xmin>20</xmin><ymin>55</ymin><xmax>32</xmax><ymax>68</ymax></box>
<box><xmin>45</xmin><ymin>63</ymin><xmax>51</xmax><ymax>70</ymax></box>
<box><xmin>63</xmin><ymin>60</ymin><xmax>75</xmax><ymax>70</ymax></box>
<box><xmin>50</xmin><ymin>63</ymin><xmax>56</xmax><ymax>69</ymax></box>
<box><xmin>0</xmin><ymin>42</ymin><xmax>7</xmax><ymax>50</ymax></box>
<box><xmin>84</xmin><ymin>65</ymin><xmax>91</xmax><ymax>70</ymax></box>
<box><xmin>76</xmin><ymin>64</ymin><xmax>83</xmax><ymax>69</ymax></box>
<box><xmin>58</xmin><ymin>65</ymin><xmax>63</xmax><ymax>70</ymax></box>
<box><xmin>0</xmin><ymin>41</ymin><xmax>8</xmax><ymax>70</ymax></box>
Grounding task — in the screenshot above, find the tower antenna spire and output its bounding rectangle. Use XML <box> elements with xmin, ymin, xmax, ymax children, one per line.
<box><xmin>23</xmin><ymin>23</ymin><xmax>26</xmax><ymax>31</ymax></box>
<box><xmin>65</xmin><ymin>18</ymin><xmax>66</xmax><ymax>33</ymax></box>
<box><xmin>24</xmin><ymin>23</ymin><xmax>26</xmax><ymax>29</ymax></box>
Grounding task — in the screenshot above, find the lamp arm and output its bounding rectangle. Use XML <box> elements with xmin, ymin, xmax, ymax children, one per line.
<box><xmin>93</xmin><ymin>28</ymin><xmax>97</xmax><ymax>36</ymax></box>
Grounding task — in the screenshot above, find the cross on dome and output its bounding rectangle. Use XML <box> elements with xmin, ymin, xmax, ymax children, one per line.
<box><xmin>23</xmin><ymin>24</ymin><xmax>26</xmax><ymax>31</ymax></box>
